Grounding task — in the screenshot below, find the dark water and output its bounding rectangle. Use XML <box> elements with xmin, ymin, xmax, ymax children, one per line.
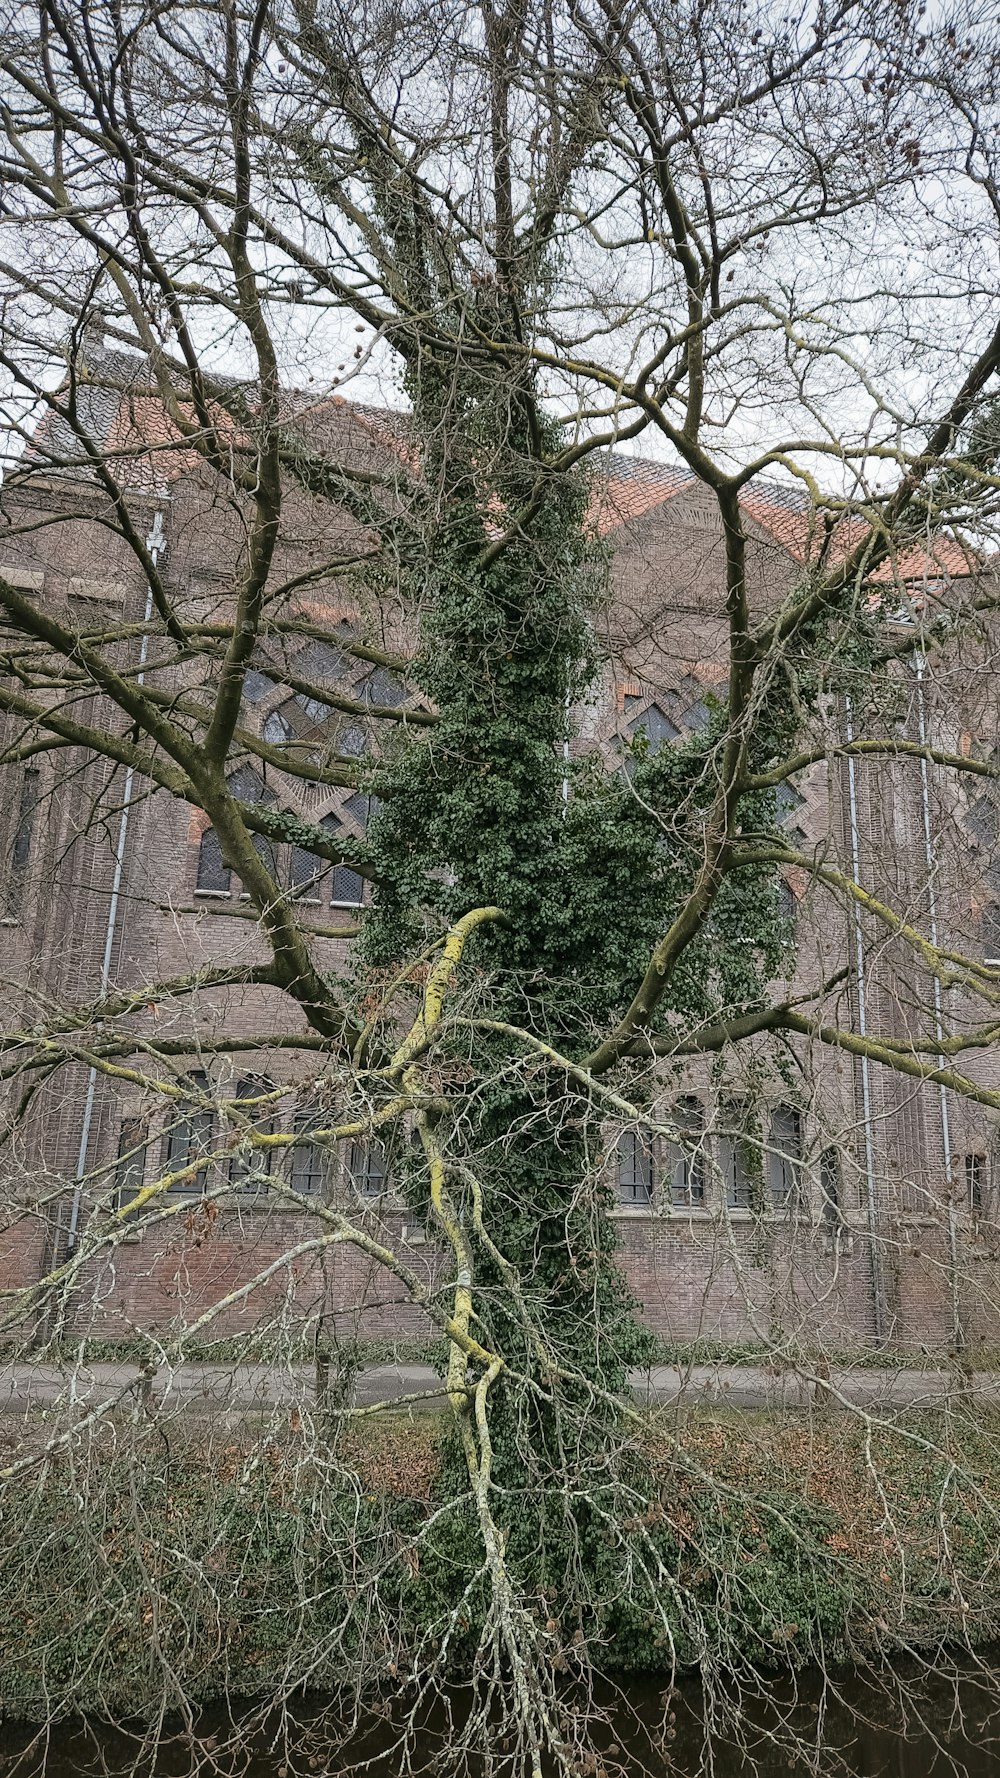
<box><xmin>3</xmin><ymin>1665</ymin><xmax>1000</xmax><ymax>1777</ymax></box>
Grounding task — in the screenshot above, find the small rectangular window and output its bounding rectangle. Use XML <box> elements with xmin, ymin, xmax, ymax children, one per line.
<box><xmin>966</xmin><ymin>1152</ymin><xmax>987</xmax><ymax>1216</ymax></box>
<box><xmin>348</xmin><ymin>1139</ymin><xmax>388</xmax><ymax>1198</ymax></box>
<box><xmin>161</xmin><ymin>1071</ymin><xmax>214</xmax><ymax>1195</ymax></box>
<box><xmin>616</xmin><ymin>1130</ymin><xmax>653</xmax><ymax>1205</ymax></box>
<box><xmin>669</xmin><ymin>1098</ymin><xmax>705</xmax><ymax>1208</ymax></box>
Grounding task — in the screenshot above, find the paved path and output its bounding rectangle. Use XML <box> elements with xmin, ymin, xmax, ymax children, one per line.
<box><xmin>2</xmin><ymin>1359</ymin><xmax>998</xmax><ymax>1418</ymax></box>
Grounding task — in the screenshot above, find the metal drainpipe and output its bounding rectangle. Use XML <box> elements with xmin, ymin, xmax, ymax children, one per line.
<box><xmin>845</xmin><ymin>692</ymin><xmax>886</xmax><ymax>1343</ymax></box>
<box><xmin>913</xmin><ymin>647</ymin><xmax>962</xmax><ymax>1350</ymax></box>
<box><xmin>65</xmin><ymin>510</ymin><xmax>166</xmax><ymax>1255</ymax></box>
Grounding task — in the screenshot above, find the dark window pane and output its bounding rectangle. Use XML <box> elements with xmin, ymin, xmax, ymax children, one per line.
<box><xmin>11</xmin><ymin>767</ymin><xmax>39</xmax><ymax>872</ymax></box>
<box><xmin>669</xmin><ymin>1097</ymin><xmax>705</xmax><ymax>1207</ymax></box>
<box><xmin>5</xmin><ymin>766</ymin><xmax>40</xmax><ymax>917</ymax></box>
<box><xmin>966</xmin><ymin>1152</ymin><xmax>987</xmax><ymax>1215</ymax></box>
<box><xmin>242</xmin><ymin>667</ymin><xmax>275</xmax><ymax>704</ymax></box>
<box><xmin>297</xmin><ymin>641</ymin><xmax>347</xmax><ymax>683</ymax></box>
<box><xmin>340</xmin><ymin>723</ymin><xmax>368</xmax><ymax>757</ymax></box>
<box><xmin>617</xmin><ymin>1130</ymin><xmax>653</xmax><ymax>1204</ymax></box>
<box><xmin>628</xmin><ymin>703</ymin><xmax>679</xmax><ymax>752</ymax></box>
<box><xmin>331</xmin><ymin>865</ymin><xmax>364</xmax><ymax>907</ymax></box>
<box><xmin>290</xmin><ymin>1119</ymin><xmax>328</xmax><ymax>1195</ymax></box>
<box><xmin>228</xmin><ymin>764</ymin><xmax>271</xmax><ymax>803</ymax></box>
<box><xmin>775</xmin><ymin>781</ymin><xmax>805</xmax><ymax>822</ymax></box>
<box><xmin>348</xmin><ymin>1140</ymin><xmax>387</xmax><ymax>1197</ymax></box>
<box><xmin>114</xmin><ymin>1118</ymin><xmax>147</xmax><ymax>1210</ymax></box>
<box><xmin>228</xmin><ymin>1075</ymin><xmax>274</xmax><ymax>1191</ymax></box>
<box><xmin>263</xmin><ymin>709</ymin><xmax>295</xmax><ymax>745</ymax></box>
<box><xmin>319</xmin><ymin>813</ymin><xmax>364</xmax><ymax>906</ymax></box>
<box><xmin>251</xmin><ymin>830</ymin><xmax>279</xmax><ymax>880</ymax></box>
<box><xmin>344</xmin><ymin>791</ymin><xmax>378</xmax><ymax>827</ymax></box>
<box><xmin>196</xmin><ymin>826</ymin><xmax>231</xmax><ymax>893</ymax></box>
<box><xmin>161</xmin><ymin>1072</ymin><xmax>214</xmax><ymax>1195</ymax></box>
<box><xmin>985</xmin><ymin>904</ymin><xmax>1000</xmax><ymax>964</ymax></box>
<box><xmin>968</xmin><ymin>796</ymin><xmax>1000</xmax><ymax>849</ymax></box>
<box><xmin>361</xmin><ymin>667</ymin><xmax>405</xmax><ymax>708</ymax></box>
<box><xmin>297</xmin><ymin>691</ymin><xmax>334</xmax><ymax>723</ymax></box>
<box><xmin>290</xmin><ymin>845</ymin><xmax>323</xmax><ymax>900</ymax></box>
<box><xmin>767</xmin><ymin>1106</ymin><xmax>802</xmax><ymax>1208</ymax></box>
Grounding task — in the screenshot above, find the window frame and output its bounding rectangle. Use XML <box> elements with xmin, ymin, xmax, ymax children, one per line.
<box><xmin>347</xmin><ymin>1138</ymin><xmax>389</xmax><ymax>1199</ymax></box>
<box><xmin>616</xmin><ymin>1128</ymin><xmax>653</xmax><ymax>1207</ymax></box>
<box><xmin>195</xmin><ymin>824</ymin><xmax>232</xmax><ymax>896</ymax></box>
<box><xmin>160</xmin><ymin>1072</ymin><xmax>215</xmax><ymax>1196</ymax></box>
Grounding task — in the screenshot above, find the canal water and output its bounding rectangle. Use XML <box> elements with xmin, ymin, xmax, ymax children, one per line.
<box><xmin>2</xmin><ymin>1665</ymin><xmax>1000</xmax><ymax>1776</ymax></box>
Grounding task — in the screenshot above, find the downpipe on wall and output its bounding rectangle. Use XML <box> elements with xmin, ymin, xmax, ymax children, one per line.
<box><xmin>913</xmin><ymin>648</ymin><xmax>963</xmax><ymax>1353</ymax></box>
<box><xmin>845</xmin><ymin>692</ymin><xmax>887</xmax><ymax>1344</ymax></box>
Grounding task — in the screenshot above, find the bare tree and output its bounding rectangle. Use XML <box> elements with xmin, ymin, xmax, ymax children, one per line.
<box><xmin>2</xmin><ymin>0</ymin><xmax>1000</xmax><ymax>1771</ymax></box>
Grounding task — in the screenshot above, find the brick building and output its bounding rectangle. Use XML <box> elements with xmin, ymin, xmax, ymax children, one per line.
<box><xmin>1</xmin><ymin>339</ymin><xmax>999</xmax><ymax>1356</ymax></box>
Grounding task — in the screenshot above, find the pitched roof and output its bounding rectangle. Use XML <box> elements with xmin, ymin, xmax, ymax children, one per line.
<box><xmin>597</xmin><ymin>451</ymin><xmax>983</xmax><ymax>583</ymax></box>
<box><xmin>16</xmin><ymin>345</ymin><xmax>984</xmax><ymax>585</ymax></box>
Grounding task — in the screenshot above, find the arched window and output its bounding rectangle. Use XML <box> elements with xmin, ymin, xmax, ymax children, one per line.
<box><xmin>669</xmin><ymin>1097</ymin><xmax>705</xmax><ymax>1207</ymax></box>
<box><xmin>720</xmin><ymin>1104</ymin><xmax>754</xmax><ymax>1210</ymax></box>
<box><xmin>228</xmin><ymin>1075</ymin><xmax>275</xmax><ymax>1191</ymax></box>
<box><xmin>196</xmin><ymin>826</ymin><xmax>231</xmax><ymax>894</ymax></box>
<box><xmin>767</xmin><ymin>1105</ymin><xmax>802</xmax><ymax>1208</ymax></box>
<box><xmin>616</xmin><ymin>1130</ymin><xmax>653</xmax><ymax>1205</ymax></box>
